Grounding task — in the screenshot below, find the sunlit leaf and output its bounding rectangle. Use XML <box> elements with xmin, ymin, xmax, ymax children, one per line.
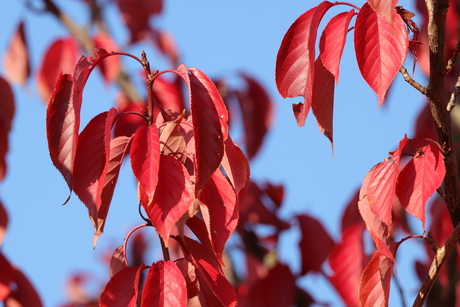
<box><xmin>143</xmin><ymin>155</ymin><xmax>193</xmax><ymax>246</ymax></box>
<box><xmin>100</xmin><ymin>264</ymin><xmax>146</xmax><ymax>307</ymax></box>
<box><xmin>199</xmin><ymin>169</ymin><xmax>238</xmax><ymax>265</ymax></box>
<box><xmin>130</xmin><ymin>124</ymin><xmax>161</xmax><ymax>206</ymax></box>
<box><xmin>141</xmin><ymin>261</ymin><xmax>187</xmax><ymax>307</ymax></box>
<box><xmin>221</xmin><ymin>136</ymin><xmax>250</xmax><ymax>203</ymax></box>
<box><xmin>319</xmin><ymin>10</ymin><xmax>355</xmax><ymax>82</ymax></box>
<box><xmin>396</xmin><ymin>143</ymin><xmax>445</xmax><ymax>228</ymax></box>
<box><xmin>359</xmin><ymin>251</ymin><xmax>394</xmax><ymax>307</ymax></box>
<box><xmin>275</xmin><ymin>1</ymin><xmax>334</xmax><ymax>126</ymax></box>
<box><xmin>367</xmin><ymin>0</ymin><xmax>399</xmax><ymax>26</ymax></box>
<box><xmin>354</xmin><ymin>3</ymin><xmax>408</xmax><ymax>106</ymax></box>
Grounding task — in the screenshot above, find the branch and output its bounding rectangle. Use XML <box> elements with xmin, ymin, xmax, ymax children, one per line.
<box><xmin>413</xmin><ymin>220</ymin><xmax>460</xmax><ymax>306</ymax></box>
<box><xmin>39</xmin><ymin>0</ymin><xmax>142</xmax><ymax>102</ymax></box>
<box><xmin>424</xmin><ymin>0</ymin><xmax>460</xmax><ymax>227</ymax></box>
<box><xmin>447</xmin><ymin>77</ymin><xmax>460</xmax><ymax>112</ymax></box>
<box><xmin>445</xmin><ymin>38</ymin><xmax>460</xmax><ymax>74</ymax></box>
<box><xmin>399</xmin><ymin>66</ymin><xmax>427</xmax><ymax>94</ymax></box>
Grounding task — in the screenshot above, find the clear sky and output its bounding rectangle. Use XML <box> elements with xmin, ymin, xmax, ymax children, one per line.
<box><xmin>1</xmin><ymin>0</ymin><xmax>426</xmax><ymax>306</ymax></box>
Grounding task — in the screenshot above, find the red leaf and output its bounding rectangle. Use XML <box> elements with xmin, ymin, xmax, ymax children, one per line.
<box><xmin>298</xmin><ymin>214</ymin><xmax>334</xmax><ymax>275</ymax></box>
<box><xmin>275</xmin><ymin>1</ymin><xmax>334</xmax><ymax>126</ymax></box>
<box><xmin>235</xmin><ymin>73</ymin><xmax>273</xmax><ymax>160</ymax></box>
<box><xmin>311</xmin><ymin>57</ymin><xmax>335</xmax><ymax>147</ymax></box>
<box><xmin>143</xmin><ymin>155</ymin><xmax>193</xmax><ymax>246</ymax></box>
<box><xmin>354</xmin><ymin>3</ymin><xmax>408</xmax><ymax>106</ymax></box>
<box><xmin>319</xmin><ymin>10</ymin><xmax>355</xmax><ymax>82</ymax></box>
<box><xmin>0</xmin><ymin>201</ymin><xmax>7</xmax><ymax>247</ymax></box>
<box><xmin>37</xmin><ymin>37</ymin><xmax>79</xmax><ymax>103</ymax></box>
<box><xmin>72</xmin><ymin>109</ymin><xmax>118</xmax><ymax>245</ymax></box>
<box><xmin>116</xmin><ymin>0</ymin><xmax>163</xmax><ymax>43</ymax></box>
<box><xmin>96</xmin><ymin>135</ymin><xmax>132</xmax><ymax>242</ymax></box>
<box><xmin>396</xmin><ymin>143</ymin><xmax>445</xmax><ymax>228</ymax></box>
<box><xmin>130</xmin><ymin>124</ymin><xmax>161</xmax><ymax>206</ymax></box>
<box><xmin>46</xmin><ymin>74</ymin><xmax>76</xmax><ymax>189</ymax></box>
<box><xmin>0</xmin><ymin>77</ymin><xmax>14</xmax><ymax>181</ymax></box>
<box><xmin>239</xmin><ymin>182</ymin><xmax>290</xmax><ymax>230</ymax></box>
<box><xmin>183</xmin><ymin>237</ymin><xmax>237</xmax><ymax>307</ymax></box>
<box><xmin>4</xmin><ymin>267</ymin><xmax>43</xmax><ymax>307</ymax></box>
<box><xmin>150</xmin><ymin>29</ymin><xmax>180</xmax><ymax>66</ymax></box>
<box><xmin>365</xmin><ymin>135</ymin><xmax>410</xmax><ymax>227</ymax></box>
<box><xmin>113</xmin><ymin>94</ymin><xmax>146</xmax><ymax>138</ymax></box>
<box><xmin>199</xmin><ymin>169</ymin><xmax>238</xmax><ymax>265</ymax></box>
<box><xmin>175</xmin><ymin>258</ymin><xmax>199</xmax><ymax>299</ymax></box>
<box><xmin>239</xmin><ymin>263</ymin><xmax>296</xmax><ymax>307</ymax></box>
<box><xmin>220</xmin><ymin>136</ymin><xmax>250</xmax><ymax>203</ymax></box>
<box><xmin>0</xmin><ymin>253</ymin><xmax>14</xmax><ymax>300</ymax></box>
<box><xmin>177</xmin><ymin>65</ymin><xmax>226</xmax><ymax>193</ymax></box>
<box><xmin>110</xmin><ymin>245</ymin><xmax>127</xmax><ymax>278</ymax></box>
<box><xmin>100</xmin><ymin>264</ymin><xmax>145</xmax><ymax>307</ymax></box>
<box><xmin>141</xmin><ymin>261</ymin><xmax>187</xmax><ymax>307</ymax></box>
<box><xmin>47</xmin><ymin>49</ymin><xmax>111</xmax><ymax>191</ymax></box>
<box><xmin>359</xmin><ymin>251</ymin><xmax>394</xmax><ymax>307</ymax></box>
<box><xmin>153</xmin><ymin>75</ymin><xmax>185</xmax><ymax>116</ymax></box>
<box><xmin>92</xmin><ymin>34</ymin><xmax>120</xmax><ymax>84</ymax></box>
<box><xmin>367</xmin><ymin>0</ymin><xmax>399</xmax><ymax>26</ymax></box>
<box><xmin>3</xmin><ymin>21</ymin><xmax>30</xmax><ymax>84</ymax></box>
<box><xmin>358</xmin><ymin>168</ymin><xmax>392</xmax><ymax>257</ymax></box>
<box><xmin>328</xmin><ymin>224</ymin><xmax>365</xmax><ymax>307</ymax></box>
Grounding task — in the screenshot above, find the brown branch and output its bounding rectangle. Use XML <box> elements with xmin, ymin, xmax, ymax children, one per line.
<box><xmin>413</xmin><ymin>220</ymin><xmax>460</xmax><ymax>306</ymax></box>
<box><xmin>40</xmin><ymin>0</ymin><xmax>141</xmax><ymax>102</ymax></box>
<box><xmin>447</xmin><ymin>77</ymin><xmax>460</xmax><ymax>112</ymax></box>
<box><xmin>424</xmin><ymin>0</ymin><xmax>460</xmax><ymax>226</ymax></box>
<box><xmin>399</xmin><ymin>66</ymin><xmax>427</xmax><ymax>94</ymax></box>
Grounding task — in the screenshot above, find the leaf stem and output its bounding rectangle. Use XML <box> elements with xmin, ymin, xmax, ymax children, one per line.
<box><xmin>334</xmin><ymin>1</ymin><xmax>360</xmax><ymax>11</ymax></box>
<box><xmin>159</xmin><ymin>235</ymin><xmax>171</xmax><ymax>261</ymax></box>
<box><xmin>122</xmin><ymin>224</ymin><xmax>150</xmax><ymax>267</ymax></box>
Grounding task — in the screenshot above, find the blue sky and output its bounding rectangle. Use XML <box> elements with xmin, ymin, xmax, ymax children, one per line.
<box><xmin>1</xmin><ymin>0</ymin><xmax>427</xmax><ymax>306</ymax></box>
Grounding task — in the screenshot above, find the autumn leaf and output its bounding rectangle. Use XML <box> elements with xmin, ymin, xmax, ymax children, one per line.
<box><xmin>143</xmin><ymin>155</ymin><xmax>193</xmax><ymax>246</ymax></box>
<box><xmin>199</xmin><ymin>169</ymin><xmax>238</xmax><ymax>266</ymax></box>
<box><xmin>298</xmin><ymin>214</ymin><xmax>334</xmax><ymax>275</ymax></box>
<box><xmin>275</xmin><ymin>1</ymin><xmax>334</xmax><ymax>126</ymax></box>
<box><xmin>3</xmin><ymin>267</ymin><xmax>43</xmax><ymax>307</ymax></box>
<box><xmin>354</xmin><ymin>3</ymin><xmax>408</xmax><ymax>106</ymax></box>
<box><xmin>92</xmin><ymin>33</ymin><xmax>120</xmax><ymax>84</ymax></box>
<box><xmin>3</xmin><ymin>21</ymin><xmax>30</xmax><ymax>85</ymax></box>
<box><xmin>37</xmin><ymin>37</ymin><xmax>79</xmax><ymax>103</ymax></box>
<box><xmin>311</xmin><ymin>57</ymin><xmax>335</xmax><ymax>147</ymax></box>
<box><xmin>0</xmin><ymin>77</ymin><xmax>15</xmax><ymax>182</ymax></box>
<box><xmin>100</xmin><ymin>264</ymin><xmax>146</xmax><ymax>307</ymax></box>
<box><xmin>235</xmin><ymin>73</ymin><xmax>273</xmax><ymax>160</ymax></box>
<box><xmin>141</xmin><ymin>261</ymin><xmax>187</xmax><ymax>307</ymax></box>
<box><xmin>328</xmin><ymin>223</ymin><xmax>365</xmax><ymax>307</ymax></box>
<box><xmin>367</xmin><ymin>0</ymin><xmax>399</xmax><ymax>26</ymax></box>
<box><xmin>72</xmin><ymin>109</ymin><xmax>118</xmax><ymax>245</ymax></box>
<box><xmin>220</xmin><ymin>136</ymin><xmax>250</xmax><ymax>203</ymax></box>
<box><xmin>319</xmin><ymin>10</ymin><xmax>356</xmax><ymax>82</ymax></box>
<box><xmin>176</xmin><ymin>65</ymin><xmax>225</xmax><ymax>193</ymax></box>
<box><xmin>359</xmin><ymin>251</ymin><xmax>394</xmax><ymax>307</ymax></box>
<box><xmin>396</xmin><ymin>143</ymin><xmax>445</xmax><ymax>228</ymax></box>
<box><xmin>130</xmin><ymin>124</ymin><xmax>161</xmax><ymax>206</ymax></box>
<box><xmin>365</xmin><ymin>135</ymin><xmax>410</xmax><ymax>227</ymax></box>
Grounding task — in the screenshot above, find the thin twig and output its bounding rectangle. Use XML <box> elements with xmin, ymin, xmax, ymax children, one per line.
<box><xmin>446</xmin><ymin>77</ymin><xmax>460</xmax><ymax>112</ymax></box>
<box><xmin>399</xmin><ymin>66</ymin><xmax>427</xmax><ymax>94</ymax></box>
<box><xmin>445</xmin><ymin>38</ymin><xmax>460</xmax><ymax>74</ymax></box>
